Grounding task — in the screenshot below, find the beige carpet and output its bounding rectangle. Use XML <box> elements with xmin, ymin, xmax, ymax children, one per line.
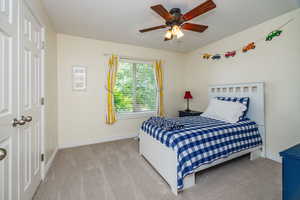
<box><xmin>34</xmin><ymin>138</ymin><xmax>282</xmax><ymax>200</ymax></box>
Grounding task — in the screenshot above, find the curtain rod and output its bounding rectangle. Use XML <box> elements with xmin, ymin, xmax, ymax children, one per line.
<box><xmin>103</xmin><ymin>53</ymin><xmax>163</xmax><ymax>63</ymax></box>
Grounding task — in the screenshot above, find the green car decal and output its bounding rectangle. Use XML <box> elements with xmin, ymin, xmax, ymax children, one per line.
<box><xmin>266</xmin><ymin>30</ymin><xmax>282</xmax><ymax>41</ymax></box>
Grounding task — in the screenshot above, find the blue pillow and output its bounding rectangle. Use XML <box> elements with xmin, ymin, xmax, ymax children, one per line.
<box><xmin>216</xmin><ymin>97</ymin><xmax>250</xmax><ymax>119</ymax></box>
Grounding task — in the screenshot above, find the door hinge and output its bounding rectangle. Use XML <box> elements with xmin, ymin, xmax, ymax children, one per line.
<box><xmin>41</xmin><ymin>154</ymin><xmax>45</xmax><ymax>162</ymax></box>
<box><xmin>40</xmin><ymin>97</ymin><xmax>45</xmax><ymax>106</ymax></box>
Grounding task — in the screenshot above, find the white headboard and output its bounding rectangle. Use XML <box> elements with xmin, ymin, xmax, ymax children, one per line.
<box><xmin>208</xmin><ymin>82</ymin><xmax>266</xmax><ymax>156</ymax></box>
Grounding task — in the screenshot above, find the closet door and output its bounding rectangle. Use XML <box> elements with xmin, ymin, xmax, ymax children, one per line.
<box><xmin>19</xmin><ymin>3</ymin><xmax>43</xmax><ymax>200</ymax></box>
<box><xmin>0</xmin><ymin>0</ymin><xmax>20</xmax><ymax>200</ymax></box>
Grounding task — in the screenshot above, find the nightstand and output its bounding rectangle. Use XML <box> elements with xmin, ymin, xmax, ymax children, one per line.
<box><xmin>179</xmin><ymin>110</ymin><xmax>203</xmax><ymax>117</ymax></box>
<box><xmin>280</xmin><ymin>144</ymin><xmax>300</xmax><ymax>200</ymax></box>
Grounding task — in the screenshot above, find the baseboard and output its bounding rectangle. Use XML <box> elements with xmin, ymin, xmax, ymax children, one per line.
<box><xmin>59</xmin><ymin>133</ymin><xmax>138</xmax><ymax>149</ymax></box>
<box><xmin>43</xmin><ymin>148</ymin><xmax>58</xmax><ymax>179</ymax></box>
<box><xmin>267</xmin><ymin>154</ymin><xmax>282</xmax><ymax>163</ymax></box>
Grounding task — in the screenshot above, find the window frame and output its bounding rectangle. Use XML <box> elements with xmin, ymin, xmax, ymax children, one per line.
<box><xmin>115</xmin><ymin>58</ymin><xmax>158</xmax><ymax>120</ymax></box>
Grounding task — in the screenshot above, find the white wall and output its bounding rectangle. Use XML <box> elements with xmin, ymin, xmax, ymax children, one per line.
<box><xmin>184</xmin><ymin>8</ymin><xmax>300</xmax><ymax>162</ymax></box>
<box><xmin>57</xmin><ymin>34</ymin><xmax>186</xmax><ymax>148</ymax></box>
<box><xmin>25</xmin><ymin>0</ymin><xmax>58</xmax><ymax>163</ymax></box>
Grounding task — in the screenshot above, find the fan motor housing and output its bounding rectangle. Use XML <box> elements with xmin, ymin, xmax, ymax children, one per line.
<box><xmin>169</xmin><ymin>8</ymin><xmax>181</xmax><ymax>15</ymax></box>
<box><xmin>166</xmin><ymin>8</ymin><xmax>184</xmax><ymax>26</ymax></box>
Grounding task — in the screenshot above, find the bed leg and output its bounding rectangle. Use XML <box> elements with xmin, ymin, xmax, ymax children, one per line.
<box><xmin>250</xmin><ymin>149</ymin><xmax>261</xmax><ymax>161</ymax></box>
<box><xmin>170</xmin><ymin>173</ymin><xmax>195</xmax><ymax>195</ymax></box>
<box><xmin>171</xmin><ymin>186</ymin><xmax>178</xmax><ymax>196</ymax></box>
<box><xmin>139</xmin><ymin>147</ymin><xmax>143</xmax><ymax>156</ymax></box>
<box><xmin>183</xmin><ymin>173</ymin><xmax>195</xmax><ymax>189</ymax></box>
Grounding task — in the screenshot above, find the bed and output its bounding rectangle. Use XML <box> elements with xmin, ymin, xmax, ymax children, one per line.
<box><xmin>139</xmin><ymin>82</ymin><xmax>266</xmax><ymax>195</ymax></box>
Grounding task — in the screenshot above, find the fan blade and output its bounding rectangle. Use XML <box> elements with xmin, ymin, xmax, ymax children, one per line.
<box><xmin>139</xmin><ymin>25</ymin><xmax>168</xmax><ymax>33</ymax></box>
<box><xmin>182</xmin><ymin>23</ymin><xmax>208</xmax><ymax>32</ymax></box>
<box><xmin>183</xmin><ymin>0</ymin><xmax>216</xmax><ymax>21</ymax></box>
<box><xmin>151</xmin><ymin>5</ymin><xmax>173</xmax><ymax>21</ymax></box>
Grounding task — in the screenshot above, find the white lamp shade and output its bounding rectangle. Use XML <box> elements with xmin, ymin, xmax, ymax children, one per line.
<box><xmin>165</xmin><ymin>30</ymin><xmax>172</xmax><ymax>39</ymax></box>
<box><xmin>176</xmin><ymin>29</ymin><xmax>184</xmax><ymax>39</ymax></box>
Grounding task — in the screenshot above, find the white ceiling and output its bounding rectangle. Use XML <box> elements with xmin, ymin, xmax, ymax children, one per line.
<box><xmin>42</xmin><ymin>0</ymin><xmax>300</xmax><ymax>53</ymax></box>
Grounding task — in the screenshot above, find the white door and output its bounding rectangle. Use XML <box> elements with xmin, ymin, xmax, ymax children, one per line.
<box><xmin>19</xmin><ymin>4</ymin><xmax>43</xmax><ymax>200</ymax></box>
<box><xmin>0</xmin><ymin>0</ymin><xmax>20</xmax><ymax>200</ymax></box>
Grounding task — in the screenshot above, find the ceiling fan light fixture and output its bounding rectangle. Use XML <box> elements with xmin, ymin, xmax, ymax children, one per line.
<box><xmin>170</xmin><ymin>25</ymin><xmax>184</xmax><ymax>39</ymax></box>
<box><xmin>171</xmin><ymin>25</ymin><xmax>180</xmax><ymax>35</ymax></box>
<box><xmin>139</xmin><ymin>1</ymin><xmax>216</xmax><ymax>41</ymax></box>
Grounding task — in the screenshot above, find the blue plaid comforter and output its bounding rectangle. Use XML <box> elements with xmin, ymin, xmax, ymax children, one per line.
<box><xmin>141</xmin><ymin>116</ymin><xmax>262</xmax><ymax>190</ymax></box>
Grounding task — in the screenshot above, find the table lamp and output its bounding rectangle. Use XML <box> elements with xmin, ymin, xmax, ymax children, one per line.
<box><xmin>184</xmin><ymin>91</ymin><xmax>193</xmax><ymax>112</ymax></box>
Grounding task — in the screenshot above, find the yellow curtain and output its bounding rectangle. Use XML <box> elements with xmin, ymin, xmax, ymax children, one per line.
<box><xmin>154</xmin><ymin>60</ymin><xmax>165</xmax><ymax>117</ymax></box>
<box><xmin>106</xmin><ymin>55</ymin><xmax>118</xmax><ymax>124</ymax></box>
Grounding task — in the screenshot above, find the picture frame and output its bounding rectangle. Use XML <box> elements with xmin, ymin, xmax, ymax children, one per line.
<box><xmin>72</xmin><ymin>66</ymin><xmax>87</xmax><ymax>91</ymax></box>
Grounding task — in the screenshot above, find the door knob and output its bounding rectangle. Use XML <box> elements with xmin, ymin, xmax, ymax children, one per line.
<box><xmin>22</xmin><ymin>116</ymin><xmax>32</xmax><ymax>122</ymax></box>
<box><xmin>0</xmin><ymin>148</ymin><xmax>7</xmax><ymax>161</ymax></box>
<box><xmin>12</xmin><ymin>118</ymin><xmax>26</xmax><ymax>127</ymax></box>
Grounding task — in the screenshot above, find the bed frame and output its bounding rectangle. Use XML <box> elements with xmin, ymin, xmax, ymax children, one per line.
<box><xmin>139</xmin><ymin>82</ymin><xmax>265</xmax><ymax>195</ymax></box>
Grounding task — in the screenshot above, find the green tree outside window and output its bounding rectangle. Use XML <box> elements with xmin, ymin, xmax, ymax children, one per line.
<box><xmin>114</xmin><ymin>60</ymin><xmax>157</xmax><ymax>113</ymax></box>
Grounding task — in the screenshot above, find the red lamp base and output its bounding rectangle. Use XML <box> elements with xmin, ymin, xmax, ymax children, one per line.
<box><xmin>185</xmin><ymin>99</ymin><xmax>191</xmax><ymax>112</ymax></box>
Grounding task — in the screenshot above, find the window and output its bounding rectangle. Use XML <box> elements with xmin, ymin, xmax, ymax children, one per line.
<box><xmin>114</xmin><ymin>59</ymin><xmax>157</xmax><ymax>116</ymax></box>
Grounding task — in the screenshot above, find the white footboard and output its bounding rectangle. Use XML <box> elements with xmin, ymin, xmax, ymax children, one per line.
<box><xmin>139</xmin><ymin>130</ymin><xmax>262</xmax><ymax>195</ymax></box>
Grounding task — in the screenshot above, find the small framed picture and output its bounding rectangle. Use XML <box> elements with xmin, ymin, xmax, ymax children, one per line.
<box><xmin>72</xmin><ymin>66</ymin><xmax>87</xmax><ymax>91</ymax></box>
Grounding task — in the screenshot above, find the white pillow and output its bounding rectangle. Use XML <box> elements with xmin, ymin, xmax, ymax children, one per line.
<box><xmin>201</xmin><ymin>99</ymin><xmax>247</xmax><ymax>123</ymax></box>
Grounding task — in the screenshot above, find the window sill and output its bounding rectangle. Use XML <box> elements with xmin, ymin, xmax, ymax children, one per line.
<box><xmin>117</xmin><ymin>111</ymin><xmax>156</xmax><ymax>120</ymax></box>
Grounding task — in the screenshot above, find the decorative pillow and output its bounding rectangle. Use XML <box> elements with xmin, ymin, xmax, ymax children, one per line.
<box><xmin>146</xmin><ymin>117</ymin><xmax>184</xmax><ymax>131</ymax></box>
<box><xmin>201</xmin><ymin>99</ymin><xmax>247</xmax><ymax>123</ymax></box>
<box><xmin>216</xmin><ymin>97</ymin><xmax>250</xmax><ymax>118</ymax></box>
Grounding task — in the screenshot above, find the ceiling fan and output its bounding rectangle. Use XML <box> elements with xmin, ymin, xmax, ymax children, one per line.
<box><xmin>139</xmin><ymin>0</ymin><xmax>216</xmax><ymax>41</ymax></box>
